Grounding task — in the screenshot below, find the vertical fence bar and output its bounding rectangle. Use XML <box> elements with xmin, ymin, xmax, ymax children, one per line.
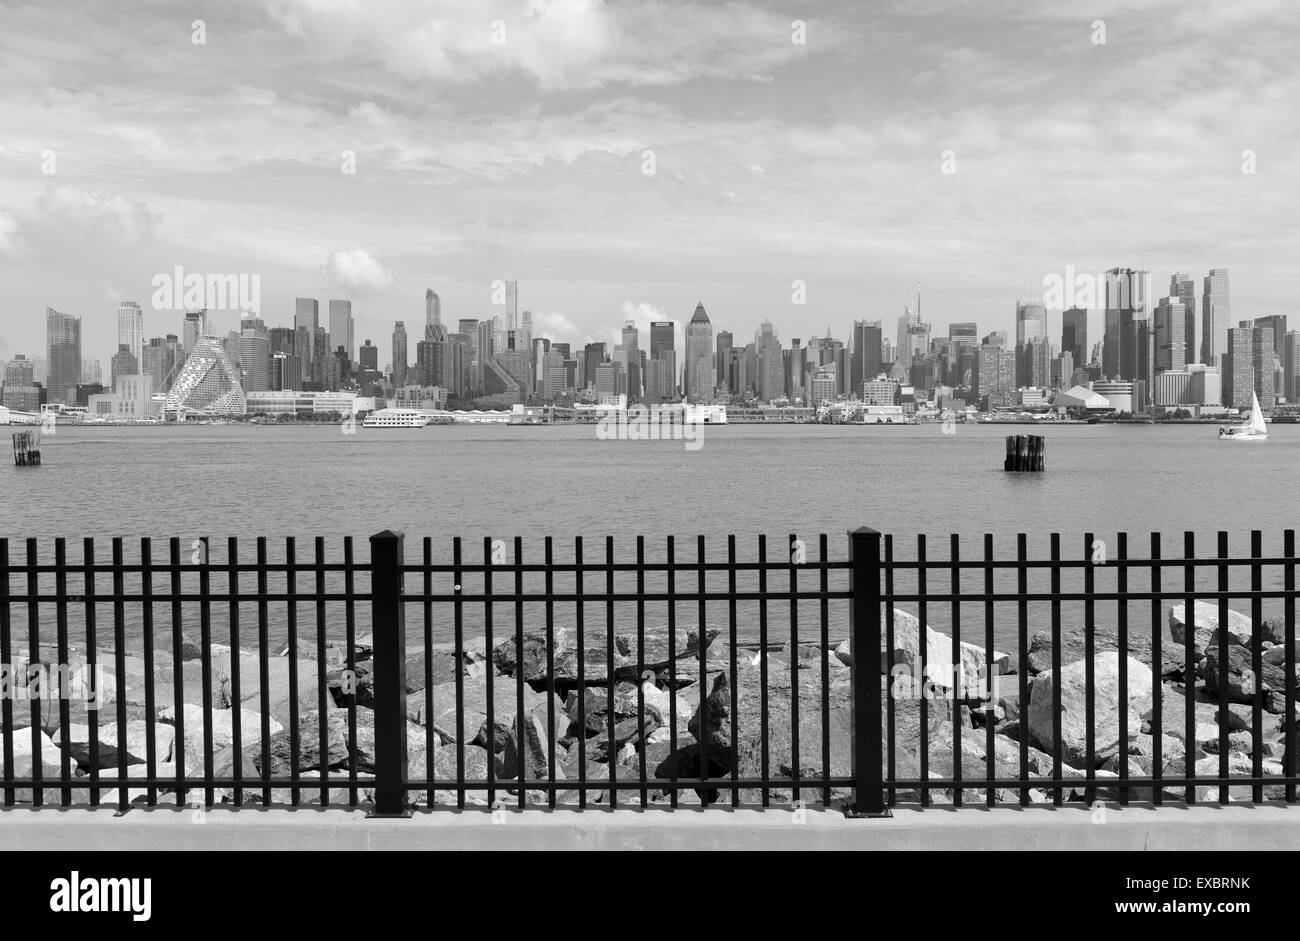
<box><xmin>112</xmin><ymin>538</ymin><xmax>128</xmax><ymax>810</ymax></box>
<box><xmin>198</xmin><ymin>536</ymin><xmax>215</xmax><ymax>809</ymax></box>
<box><xmin>545</xmin><ymin>536</ymin><xmax>557</xmax><ymax>809</ymax></box>
<box><xmin>227</xmin><ymin>537</ymin><xmax>243</xmax><ymax>807</ymax></box>
<box><xmin>369</xmin><ymin>530</ymin><xmax>408</xmax><ymax>816</ymax></box>
<box><xmin>635</xmin><ymin>536</ymin><xmax>646</xmax><ymax>808</ymax></box>
<box><xmin>983</xmin><ymin>533</ymin><xmax>996</xmax><ymax>807</ymax></box>
<box><xmin>819</xmin><ymin>533</ymin><xmax>831</xmax><ymax>808</ymax></box>
<box><xmin>949</xmin><ymin>534</ymin><xmax>961</xmax><ymax>807</ymax></box>
<box><xmin>1216</xmin><ymin>531</ymin><xmax>1229</xmax><ymax>804</ymax></box>
<box><xmin>787</xmin><ymin>533</ymin><xmax>799</xmax><ymax>807</ymax></box>
<box><xmin>605</xmin><ymin>536</ymin><xmax>616</xmax><ymax>809</ymax></box>
<box><xmin>54</xmin><ymin>539</ymin><xmax>72</xmax><ymax>807</ymax></box>
<box><xmin>1016</xmin><ymin>534</ymin><xmax>1029</xmax><ymax>806</ymax></box>
<box><xmin>168</xmin><ymin>538</ymin><xmax>184</xmax><ymax>807</ymax></box>
<box><xmin>727</xmin><ymin>535</ymin><xmax>739</xmax><ymax>808</ymax></box>
<box><xmin>1285</xmin><ymin>530</ymin><xmax>1295</xmax><ymax>804</ymax></box>
<box><xmin>315</xmin><ymin>536</ymin><xmax>330</xmax><ymax>807</ymax></box>
<box><xmin>885</xmin><ymin>534</ymin><xmax>896</xmax><ymax>806</ymax></box>
<box><xmin>846</xmin><ymin>527</ymin><xmax>886</xmax><ymax>817</ymax></box>
<box><xmin>1116</xmin><ymin>533</ymin><xmax>1128</xmax><ymax>805</ymax></box>
<box><xmin>0</xmin><ymin>539</ymin><xmax>12</xmax><ymax>808</ymax></box>
<box><xmin>484</xmin><ymin>536</ymin><xmax>496</xmax><ymax>809</ymax></box>
<box><xmin>758</xmin><ymin>534</ymin><xmax>769</xmax><ymax>808</ymax></box>
<box><xmin>285</xmin><ymin>537</ymin><xmax>300</xmax><ymax>808</ymax></box>
<box><xmin>141</xmin><ymin>538</ymin><xmax>157</xmax><ymax>807</ymax></box>
<box><xmin>1050</xmin><ymin>534</ymin><xmax>1062</xmax><ymax>807</ymax></box>
<box><xmin>1250</xmin><ymin>530</ymin><xmax>1263</xmax><ymax>804</ymax></box>
<box><xmin>574</xmin><ymin>536</ymin><xmax>586</xmax><ymax>810</ymax></box>
<box><xmin>517</xmin><ymin>536</ymin><xmax>528</xmax><ymax>810</ymax></box>
<box><xmin>453</xmin><ymin>537</ymin><xmax>465</xmax><ymax>810</ymax></box>
<box><xmin>1150</xmin><ymin>533</ymin><xmax>1163</xmax><ymax>806</ymax></box>
<box><xmin>83</xmin><ymin>538</ymin><xmax>100</xmax><ymax>808</ymax></box>
<box><xmin>25</xmin><ymin>539</ymin><xmax>41</xmax><ymax>807</ymax></box>
<box><xmin>1183</xmin><ymin>531</ymin><xmax>1195</xmax><ymax>804</ymax></box>
<box><xmin>700</xmin><ymin>535</ymin><xmax>711</xmax><ymax>805</ymax></box>
<box><xmin>666</xmin><ymin>535</ymin><xmax>678</xmax><ymax>807</ymax></box>
<box><xmin>256</xmin><ymin>538</ymin><xmax>271</xmax><ymax>807</ymax></box>
<box><xmin>1083</xmin><ymin>532</ymin><xmax>1095</xmax><ymax>804</ymax></box>
<box><xmin>422</xmin><ymin>537</ymin><xmax>433</xmax><ymax>809</ymax></box>
<box><xmin>917</xmin><ymin>534</ymin><xmax>928</xmax><ymax>807</ymax></box>
<box><xmin>343</xmin><ymin>537</ymin><xmax>358</xmax><ymax>807</ymax></box>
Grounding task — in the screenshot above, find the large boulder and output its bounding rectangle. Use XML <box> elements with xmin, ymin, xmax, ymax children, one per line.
<box><xmin>417</xmin><ymin>675</ymin><xmax>547</xmax><ymax>737</ymax></box>
<box><xmin>256</xmin><ymin>709</ymin><xmax>349</xmax><ymax>776</ymax></box>
<box><xmin>837</xmin><ymin>609</ymin><xmax>1009</xmax><ymax>695</ymax></box>
<box><xmin>1028</xmin><ymin>653</ymin><xmax>1153</xmax><ymax>768</ymax></box>
<box><xmin>160</xmin><ymin>703</ymin><xmax>283</xmax><ymax>771</ymax></box>
<box><xmin>1169</xmin><ymin>602</ymin><xmax>1253</xmax><ymax>660</ymax></box>
<box><xmin>492</xmin><ymin>628</ymin><xmax>570</xmax><ymax>682</ymax></box>
<box><xmin>1205</xmin><ymin>643</ymin><xmax>1297</xmax><ymax>707</ymax></box>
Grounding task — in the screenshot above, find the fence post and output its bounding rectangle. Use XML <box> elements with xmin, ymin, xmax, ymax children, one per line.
<box><xmin>845</xmin><ymin>526</ymin><xmax>890</xmax><ymax>817</ymax></box>
<box><xmin>369</xmin><ymin>530</ymin><xmax>411</xmax><ymax>817</ymax></box>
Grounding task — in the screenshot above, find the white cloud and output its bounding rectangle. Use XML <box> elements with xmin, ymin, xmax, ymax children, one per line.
<box><xmin>34</xmin><ymin>185</ymin><xmax>159</xmax><ymax>242</ymax></box>
<box><xmin>532</xmin><ymin>310</ymin><xmax>582</xmax><ymax>341</ymax></box>
<box><xmin>0</xmin><ymin>209</ymin><xmax>21</xmax><ymax>258</ymax></box>
<box><xmin>325</xmin><ymin>249</ymin><xmax>395</xmax><ymax>291</ymax></box>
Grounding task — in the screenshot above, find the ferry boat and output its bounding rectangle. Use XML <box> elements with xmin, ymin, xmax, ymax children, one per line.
<box><xmin>362</xmin><ymin>408</ymin><xmax>433</xmax><ymax>428</ymax></box>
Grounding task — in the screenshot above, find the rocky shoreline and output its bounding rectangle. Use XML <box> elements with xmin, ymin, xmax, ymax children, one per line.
<box><xmin>1</xmin><ymin>599</ymin><xmax>1294</xmax><ymax>806</ymax></box>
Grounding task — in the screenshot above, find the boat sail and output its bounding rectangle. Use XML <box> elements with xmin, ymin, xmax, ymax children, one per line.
<box><xmin>1219</xmin><ymin>391</ymin><xmax>1268</xmax><ymax>441</ymax></box>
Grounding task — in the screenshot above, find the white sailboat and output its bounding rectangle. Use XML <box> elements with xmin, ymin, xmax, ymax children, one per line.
<box><xmin>1218</xmin><ymin>391</ymin><xmax>1268</xmax><ymax>441</ymax></box>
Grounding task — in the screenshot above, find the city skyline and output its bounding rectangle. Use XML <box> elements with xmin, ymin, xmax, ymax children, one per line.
<box><xmin>2</xmin><ymin>1</ymin><xmax>1298</xmax><ymax>361</ymax></box>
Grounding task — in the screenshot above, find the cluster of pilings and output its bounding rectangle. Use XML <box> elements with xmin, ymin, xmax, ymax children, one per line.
<box><xmin>12</xmin><ymin>430</ymin><xmax>41</xmax><ymax>466</ymax></box>
<box><xmin>1004</xmin><ymin>434</ymin><xmax>1044</xmax><ymax>472</ymax></box>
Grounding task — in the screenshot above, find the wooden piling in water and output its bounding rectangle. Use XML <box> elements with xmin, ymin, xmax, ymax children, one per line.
<box><xmin>1004</xmin><ymin>434</ymin><xmax>1045</xmax><ymax>472</ymax></box>
<box><xmin>12</xmin><ymin>430</ymin><xmax>41</xmax><ymax>466</ymax></box>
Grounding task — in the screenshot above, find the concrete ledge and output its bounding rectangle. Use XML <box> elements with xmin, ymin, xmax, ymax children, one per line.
<box><xmin>1</xmin><ymin>804</ymin><xmax>1298</xmax><ymax>850</ymax></box>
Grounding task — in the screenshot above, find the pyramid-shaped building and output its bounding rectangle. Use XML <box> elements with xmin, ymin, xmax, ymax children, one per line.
<box><xmin>165</xmin><ymin>337</ymin><xmax>247</xmax><ymax>416</ymax></box>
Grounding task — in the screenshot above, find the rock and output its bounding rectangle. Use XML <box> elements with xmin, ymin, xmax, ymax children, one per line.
<box><xmin>1205</xmin><ymin>644</ymin><xmax>1295</xmax><ymax>705</ymax></box>
<box><xmin>1263</xmin><ymin>646</ymin><xmax>1288</xmax><ymax>666</ymax></box>
<box><xmin>874</xmin><ymin>609</ymin><xmax>1010</xmax><ymax>694</ymax></box>
<box><xmin>583</xmin><ymin>715</ymin><xmax>658</xmax><ymax>763</ymax></box>
<box><xmin>0</xmin><ymin>730</ymin><xmax>63</xmax><ymax>780</ymax></box>
<box><xmin>492</xmin><ymin>628</ymin><xmax>570</xmax><ymax>682</ymax></box>
<box><xmin>834</xmin><ymin>638</ymin><xmax>852</xmax><ymax>666</ymax></box>
<box><xmin>160</xmin><ymin>703</ymin><xmax>284</xmax><ymax>771</ymax></box>
<box><xmin>1161</xmin><ymin>752</ymin><xmax>1278</xmax><ymax>802</ymax></box>
<box><xmin>408</xmin><ymin>743</ymin><xmax>494</xmax><ymax>806</ymax></box>
<box><xmin>257</xmin><ymin>709</ymin><xmax>349</xmax><ymax>775</ymax></box>
<box><xmin>1028</xmin><ymin>653</ymin><xmax>1153</xmax><ymax>768</ymax></box>
<box><xmin>1170</xmin><ymin>602</ymin><xmax>1252</xmax><ymax>659</ymax></box>
<box><xmin>418</xmin><ymin>675</ymin><xmax>546</xmax><ymax>734</ymax></box>
<box><xmin>1026</xmin><ymin>627</ymin><xmax>1156</xmax><ymax>676</ymax></box>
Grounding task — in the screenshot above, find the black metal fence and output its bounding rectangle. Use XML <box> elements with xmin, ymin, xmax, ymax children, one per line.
<box><xmin>0</xmin><ymin>528</ymin><xmax>1296</xmax><ymax>814</ymax></box>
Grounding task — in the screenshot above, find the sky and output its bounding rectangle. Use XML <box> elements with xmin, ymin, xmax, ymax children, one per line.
<box><xmin>0</xmin><ymin>0</ymin><xmax>1297</xmax><ymax>368</ymax></box>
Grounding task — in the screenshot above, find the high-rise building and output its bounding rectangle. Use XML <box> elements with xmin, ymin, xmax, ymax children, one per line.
<box><xmin>117</xmin><ymin>300</ymin><xmax>144</xmax><ymax>367</ymax></box>
<box><xmin>165</xmin><ymin>336</ymin><xmax>247</xmax><ymax>416</ymax></box>
<box><xmin>851</xmin><ymin>320</ymin><xmax>883</xmax><ymax>393</ymax></box>
<box><xmin>896</xmin><ymin>304</ymin><xmax>930</xmax><ymax>373</ymax></box>
<box><xmin>583</xmin><ymin>342</ymin><xmax>606</xmax><ymax>388</ymax></box>
<box><xmin>392</xmin><ymin>321</ymin><xmax>409</xmax><ymax>387</ymax></box>
<box><xmin>1103</xmin><ymin>267</ymin><xmax>1149</xmax><ymax>380</ymax></box>
<box><xmin>425</xmin><ymin>289</ymin><xmax>442</xmax><ymax>340</ymax></box>
<box><xmin>1170</xmin><ymin>274</ymin><xmax>1196</xmax><ymax>363</ymax></box>
<box><xmin>359</xmin><ymin>339</ymin><xmax>378</xmax><ymax>373</ymax></box>
<box><xmin>1202</xmin><ymin>269</ymin><xmax>1229</xmax><ymax>366</ymax></box>
<box><xmin>45</xmin><ymin>307</ymin><xmax>82</xmax><ymax>404</ymax></box>
<box><xmin>1061</xmin><ymin>307</ymin><xmax>1088</xmax><ymax>366</ymax></box>
<box><xmin>648</xmin><ymin>320</ymin><xmax>676</xmax><ymax>401</ymax></box>
<box><xmin>1015</xmin><ymin>300</ymin><xmax>1046</xmax><ymax>347</ymax></box>
<box><xmin>328</xmin><ymin>299</ymin><xmax>354</xmax><ymax>361</ymax></box>
<box><xmin>1222</xmin><ymin>321</ymin><xmax>1254</xmax><ymax>410</ymax></box>
<box><xmin>973</xmin><ymin>341</ymin><xmax>1017</xmax><ymax>409</ymax></box>
<box><xmin>504</xmin><ymin>282</ymin><xmax>518</xmax><ymax>330</ymax></box>
<box><xmin>1283</xmin><ymin>332</ymin><xmax>1300</xmax><ymax>404</ymax></box>
<box><xmin>294</xmin><ymin>299</ymin><xmax>318</xmax><ymax>363</ymax></box>
<box><xmin>110</xmin><ymin>344</ymin><xmax>139</xmax><ymax>389</ymax></box>
<box><xmin>1252</xmin><ymin>322</ymin><xmax>1276</xmax><ymax>411</ymax></box>
<box><xmin>684</xmin><ymin>303</ymin><xmax>716</xmax><ymax>402</ymax></box>
<box><xmin>755</xmin><ymin>319</ymin><xmax>783</xmax><ymax>403</ymax></box>
<box><xmin>1154</xmin><ymin>297</ymin><xmax>1188</xmax><ymax>373</ymax></box>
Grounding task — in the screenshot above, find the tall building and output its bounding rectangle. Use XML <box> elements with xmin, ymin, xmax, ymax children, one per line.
<box><xmin>973</xmin><ymin>341</ymin><xmax>1016</xmax><ymax>409</ymax></box>
<box><xmin>1221</xmin><ymin>321</ymin><xmax>1254</xmax><ymax>410</ymax></box>
<box><xmin>165</xmin><ymin>336</ymin><xmax>246</xmax><ymax>416</ymax></box>
<box><xmin>1103</xmin><ymin>267</ymin><xmax>1149</xmax><ymax>380</ymax></box>
<box><xmin>109</xmin><ymin>344</ymin><xmax>139</xmax><ymax>389</ymax></box>
<box><xmin>328</xmin><ymin>299</ymin><xmax>354</xmax><ymax>361</ymax></box>
<box><xmin>684</xmin><ymin>303</ymin><xmax>716</xmax><ymax>402</ymax></box>
<box><xmin>896</xmin><ymin>303</ymin><xmax>930</xmax><ymax>373</ymax></box>
<box><xmin>45</xmin><ymin>307</ymin><xmax>82</xmax><ymax>404</ymax></box>
<box><xmin>715</xmin><ymin>330</ymin><xmax>733</xmax><ymax>394</ymax></box>
<box><xmin>392</xmin><ymin>321</ymin><xmax>409</xmax><ymax>387</ymax></box>
<box><xmin>755</xmin><ymin>319</ymin><xmax>783</xmax><ymax>403</ymax></box>
<box><xmin>238</xmin><ymin>326</ymin><xmax>271</xmax><ymax>392</ymax></box>
<box><xmin>425</xmin><ymin>289</ymin><xmax>442</xmax><ymax>340</ymax></box>
<box><xmin>359</xmin><ymin>339</ymin><xmax>378</xmax><ymax>373</ymax></box>
<box><xmin>294</xmin><ymin>299</ymin><xmax>318</xmax><ymax>364</ymax></box>
<box><xmin>1170</xmin><ymin>274</ymin><xmax>1196</xmax><ymax>363</ymax></box>
<box><xmin>1252</xmin><ymin>322</ymin><xmax>1277</xmax><ymax>411</ymax></box>
<box><xmin>504</xmin><ymin>282</ymin><xmax>518</xmax><ymax>330</ymax></box>
<box><xmin>1154</xmin><ymin>296</ymin><xmax>1188</xmax><ymax>373</ymax></box>
<box><xmin>1202</xmin><ymin>269</ymin><xmax>1229</xmax><ymax>367</ymax></box>
<box><xmin>1015</xmin><ymin>300</ymin><xmax>1046</xmax><ymax>347</ymax></box>
<box><xmin>851</xmin><ymin>320</ymin><xmax>883</xmax><ymax>392</ymax></box>
<box><xmin>648</xmin><ymin>320</ymin><xmax>676</xmax><ymax>401</ymax></box>
<box><xmin>1061</xmin><ymin>307</ymin><xmax>1088</xmax><ymax>366</ymax></box>
<box><xmin>117</xmin><ymin>300</ymin><xmax>144</xmax><ymax>367</ymax></box>
<box><xmin>583</xmin><ymin>342</ymin><xmax>606</xmax><ymax>388</ymax></box>
<box><xmin>1283</xmin><ymin>332</ymin><xmax>1300</xmax><ymax>404</ymax></box>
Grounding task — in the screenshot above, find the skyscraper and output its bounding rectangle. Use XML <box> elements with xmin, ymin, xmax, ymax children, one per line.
<box><xmin>1222</xmin><ymin>321</ymin><xmax>1253</xmax><ymax>410</ymax></box>
<box><xmin>715</xmin><ymin>330</ymin><xmax>733</xmax><ymax>395</ymax></box>
<box><xmin>117</xmin><ymin>300</ymin><xmax>144</xmax><ymax>367</ymax></box>
<box><xmin>45</xmin><ymin>307</ymin><xmax>82</xmax><ymax>404</ymax></box>
<box><xmin>110</xmin><ymin>344</ymin><xmax>138</xmax><ymax>390</ymax></box>
<box><xmin>1103</xmin><ymin>267</ymin><xmax>1149</xmax><ymax>380</ymax></box>
<box><xmin>1202</xmin><ymin>269</ymin><xmax>1229</xmax><ymax>367</ymax></box>
<box><xmin>1061</xmin><ymin>307</ymin><xmax>1088</xmax><ymax>366</ymax></box>
<box><xmin>392</xmin><ymin>321</ymin><xmax>409</xmax><ymax>387</ymax></box>
<box><xmin>851</xmin><ymin>320</ymin><xmax>883</xmax><ymax>393</ymax></box>
<box><xmin>755</xmin><ymin>319</ymin><xmax>782</xmax><ymax>403</ymax></box>
<box><xmin>1252</xmin><ymin>322</ymin><xmax>1276</xmax><ymax>411</ymax></box>
<box><xmin>1154</xmin><ymin>296</ymin><xmax>1187</xmax><ymax>373</ymax></box>
<box><xmin>328</xmin><ymin>299</ymin><xmax>354</xmax><ymax>360</ymax></box>
<box><xmin>649</xmin><ymin>320</ymin><xmax>676</xmax><ymax>400</ymax></box>
<box><xmin>425</xmin><ymin>289</ymin><xmax>442</xmax><ymax>340</ymax></box>
<box><xmin>184</xmin><ymin>310</ymin><xmax>208</xmax><ymax>352</ymax></box>
<box><xmin>504</xmin><ymin>282</ymin><xmax>518</xmax><ymax>329</ymax></box>
<box><xmin>896</xmin><ymin>304</ymin><xmax>930</xmax><ymax>373</ymax></box>
<box><xmin>294</xmin><ymin>298</ymin><xmax>319</xmax><ymax>363</ymax></box>
<box><xmin>684</xmin><ymin>302</ymin><xmax>716</xmax><ymax>403</ymax></box>
<box><xmin>1170</xmin><ymin>274</ymin><xmax>1196</xmax><ymax>363</ymax></box>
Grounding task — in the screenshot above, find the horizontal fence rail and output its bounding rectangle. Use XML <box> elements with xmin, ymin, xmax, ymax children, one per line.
<box><xmin>0</xmin><ymin>529</ymin><xmax>1296</xmax><ymax>814</ymax></box>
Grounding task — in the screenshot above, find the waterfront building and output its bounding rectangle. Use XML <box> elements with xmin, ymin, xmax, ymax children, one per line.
<box><xmin>1202</xmin><ymin>269</ymin><xmax>1229</xmax><ymax>366</ymax></box>
<box><xmin>117</xmin><ymin>300</ymin><xmax>144</xmax><ymax>366</ymax></box>
<box><xmin>46</xmin><ymin>307</ymin><xmax>82</xmax><ymax>404</ymax></box>
<box><xmin>684</xmin><ymin>303</ymin><xmax>715</xmax><ymax>402</ymax></box>
<box><xmin>294</xmin><ymin>299</ymin><xmax>319</xmax><ymax>364</ymax></box>
<box><xmin>329</xmin><ymin>299</ymin><xmax>355</xmax><ymax>360</ymax></box>
<box><xmin>165</xmin><ymin>336</ymin><xmax>247</xmax><ymax>416</ymax></box>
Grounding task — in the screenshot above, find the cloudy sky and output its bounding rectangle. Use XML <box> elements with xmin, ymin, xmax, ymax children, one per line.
<box><xmin>0</xmin><ymin>0</ymin><xmax>1296</xmax><ymax>367</ymax></box>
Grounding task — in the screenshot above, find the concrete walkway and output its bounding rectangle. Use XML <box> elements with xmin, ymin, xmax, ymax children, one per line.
<box><xmin>2</xmin><ymin>804</ymin><xmax>1298</xmax><ymax>850</ymax></box>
